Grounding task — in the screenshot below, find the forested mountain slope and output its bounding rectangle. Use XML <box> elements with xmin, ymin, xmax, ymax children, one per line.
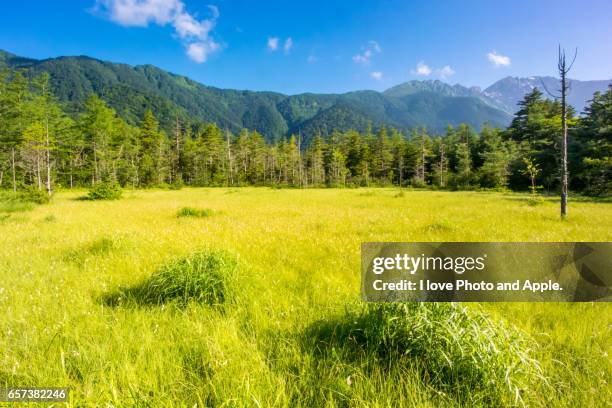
<box><xmin>1</xmin><ymin>49</ymin><xmax>514</xmax><ymax>142</ymax></box>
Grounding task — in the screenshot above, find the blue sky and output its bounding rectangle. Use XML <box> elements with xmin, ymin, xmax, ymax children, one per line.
<box><xmin>1</xmin><ymin>0</ymin><xmax>611</xmax><ymax>94</ymax></box>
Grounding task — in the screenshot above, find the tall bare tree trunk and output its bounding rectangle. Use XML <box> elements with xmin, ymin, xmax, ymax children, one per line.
<box><xmin>226</xmin><ymin>130</ymin><xmax>233</xmax><ymax>186</ymax></box>
<box><xmin>36</xmin><ymin>154</ymin><xmax>41</xmax><ymax>191</ymax></box>
<box><xmin>439</xmin><ymin>144</ymin><xmax>446</xmax><ymax>187</ymax></box>
<box><xmin>11</xmin><ymin>148</ymin><xmax>16</xmax><ymax>193</ymax></box>
<box><xmin>557</xmin><ymin>46</ymin><xmax>576</xmax><ymax>219</ymax></box>
<box><xmin>93</xmin><ymin>140</ymin><xmax>98</xmax><ymax>185</ymax></box>
<box><xmin>420</xmin><ymin>138</ymin><xmax>426</xmax><ymax>182</ymax></box>
<box><xmin>398</xmin><ymin>152</ymin><xmax>403</xmax><ymax>187</ymax></box>
<box><xmin>560</xmin><ymin>75</ymin><xmax>568</xmax><ymax>218</ymax></box>
<box><xmin>45</xmin><ymin>116</ymin><xmax>52</xmax><ymax>196</ymax></box>
<box><xmin>173</xmin><ymin>116</ymin><xmax>181</xmax><ymax>183</ymax></box>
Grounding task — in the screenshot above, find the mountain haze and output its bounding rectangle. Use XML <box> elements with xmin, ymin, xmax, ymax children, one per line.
<box><xmin>483</xmin><ymin>76</ymin><xmax>611</xmax><ymax>114</ymax></box>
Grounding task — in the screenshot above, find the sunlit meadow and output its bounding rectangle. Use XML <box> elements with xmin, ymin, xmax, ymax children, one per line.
<box><xmin>0</xmin><ymin>188</ymin><xmax>610</xmax><ymax>406</ymax></box>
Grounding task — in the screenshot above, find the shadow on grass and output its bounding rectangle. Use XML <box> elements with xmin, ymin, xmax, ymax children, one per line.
<box><xmin>0</xmin><ymin>370</ymin><xmax>31</xmax><ymax>387</ymax></box>
<box><xmin>63</xmin><ymin>236</ymin><xmax>127</xmax><ymax>264</ymax></box>
<box><xmin>503</xmin><ymin>194</ymin><xmax>612</xmax><ymax>204</ymax></box>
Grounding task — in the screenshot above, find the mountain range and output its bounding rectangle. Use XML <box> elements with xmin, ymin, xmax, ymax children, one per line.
<box><xmin>1</xmin><ymin>49</ymin><xmax>610</xmax><ymax>143</ymax></box>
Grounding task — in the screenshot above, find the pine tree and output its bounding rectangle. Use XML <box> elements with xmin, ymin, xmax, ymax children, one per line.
<box><xmin>372</xmin><ymin>125</ymin><xmax>392</xmax><ymax>182</ymax></box>
<box><xmin>479</xmin><ymin>125</ymin><xmax>516</xmax><ymax>188</ymax></box>
<box><xmin>576</xmin><ymin>85</ymin><xmax>612</xmax><ymax>195</ymax></box>
<box><xmin>412</xmin><ymin>128</ymin><xmax>432</xmax><ymax>185</ymax></box>
<box><xmin>29</xmin><ymin>73</ymin><xmax>65</xmax><ymax>194</ymax></box>
<box><xmin>20</xmin><ymin>122</ymin><xmax>46</xmax><ymax>190</ymax></box>
<box><xmin>307</xmin><ymin>131</ymin><xmax>326</xmax><ymax>186</ymax></box>
<box><xmin>138</xmin><ymin>110</ymin><xmax>164</xmax><ymax>186</ymax></box>
<box><xmin>390</xmin><ymin>128</ymin><xmax>406</xmax><ymax>186</ymax></box>
<box><xmin>344</xmin><ymin>130</ymin><xmax>368</xmax><ymax>185</ymax></box>
<box><xmin>79</xmin><ymin>94</ymin><xmax>119</xmax><ymax>184</ymax></box>
<box><xmin>0</xmin><ymin>71</ymin><xmax>29</xmax><ymax>192</ymax></box>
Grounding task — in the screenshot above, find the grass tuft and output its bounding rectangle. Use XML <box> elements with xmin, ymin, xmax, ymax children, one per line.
<box><xmin>306</xmin><ymin>302</ymin><xmax>545</xmax><ymax>406</ymax></box>
<box><xmin>177</xmin><ymin>207</ymin><xmax>215</xmax><ymax>218</ymax></box>
<box><xmin>103</xmin><ymin>250</ymin><xmax>238</xmax><ymax>307</ymax></box>
<box><xmin>425</xmin><ymin>219</ymin><xmax>455</xmax><ymax>232</ymax></box>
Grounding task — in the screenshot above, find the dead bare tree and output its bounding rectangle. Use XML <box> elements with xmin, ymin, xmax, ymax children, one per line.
<box><xmin>540</xmin><ymin>46</ymin><xmax>577</xmax><ymax>218</ymax></box>
<box><xmin>438</xmin><ymin>143</ymin><xmax>447</xmax><ymax>187</ymax></box>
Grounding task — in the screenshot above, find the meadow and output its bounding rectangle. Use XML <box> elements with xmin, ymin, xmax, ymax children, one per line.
<box><xmin>0</xmin><ymin>188</ymin><xmax>610</xmax><ymax>407</ymax></box>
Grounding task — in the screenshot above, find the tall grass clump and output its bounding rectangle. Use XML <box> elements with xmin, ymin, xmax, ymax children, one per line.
<box><xmin>425</xmin><ymin>219</ymin><xmax>455</xmax><ymax>232</ymax></box>
<box><xmin>105</xmin><ymin>250</ymin><xmax>238</xmax><ymax>307</ymax></box>
<box><xmin>310</xmin><ymin>302</ymin><xmax>544</xmax><ymax>406</ymax></box>
<box><xmin>85</xmin><ymin>181</ymin><xmax>122</xmax><ymax>200</ymax></box>
<box><xmin>176</xmin><ymin>207</ymin><xmax>214</xmax><ymax>218</ymax></box>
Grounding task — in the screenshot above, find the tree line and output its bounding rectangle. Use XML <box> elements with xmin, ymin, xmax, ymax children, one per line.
<box><xmin>0</xmin><ymin>68</ymin><xmax>610</xmax><ymax>195</ymax></box>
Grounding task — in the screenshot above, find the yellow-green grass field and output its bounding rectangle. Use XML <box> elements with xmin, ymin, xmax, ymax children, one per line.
<box><xmin>0</xmin><ymin>188</ymin><xmax>610</xmax><ymax>407</ymax></box>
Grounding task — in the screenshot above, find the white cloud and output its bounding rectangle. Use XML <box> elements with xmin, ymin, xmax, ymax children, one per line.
<box><xmin>284</xmin><ymin>37</ymin><xmax>293</xmax><ymax>54</ymax></box>
<box><xmin>307</xmin><ymin>55</ymin><xmax>317</xmax><ymax>64</ymax></box>
<box><xmin>173</xmin><ymin>11</ymin><xmax>211</xmax><ymax>39</ymax></box>
<box><xmin>368</xmin><ymin>40</ymin><xmax>381</xmax><ymax>53</ymax></box>
<box><xmin>187</xmin><ymin>40</ymin><xmax>220</xmax><ymax>63</ymax></box>
<box><xmin>487</xmin><ymin>51</ymin><xmax>511</xmax><ymax>67</ymax></box>
<box><xmin>207</xmin><ymin>4</ymin><xmax>219</xmax><ymax>19</ymax></box>
<box><xmin>267</xmin><ymin>37</ymin><xmax>293</xmax><ymax>55</ymax></box>
<box><xmin>267</xmin><ymin>36</ymin><xmax>279</xmax><ymax>51</ymax></box>
<box><xmin>438</xmin><ymin>65</ymin><xmax>455</xmax><ymax>79</ymax></box>
<box><xmin>370</xmin><ymin>71</ymin><xmax>383</xmax><ymax>80</ymax></box>
<box><xmin>412</xmin><ymin>61</ymin><xmax>432</xmax><ymax>76</ymax></box>
<box><xmin>353</xmin><ymin>40</ymin><xmax>381</xmax><ymax>65</ymax></box>
<box><xmin>96</xmin><ymin>0</ymin><xmax>221</xmax><ymax>63</ymax></box>
<box><xmin>97</xmin><ymin>0</ymin><xmax>177</xmax><ymax>26</ymax></box>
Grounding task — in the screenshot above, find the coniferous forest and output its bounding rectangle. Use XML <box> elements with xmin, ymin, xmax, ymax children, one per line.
<box><xmin>0</xmin><ymin>69</ymin><xmax>610</xmax><ymax>196</ymax></box>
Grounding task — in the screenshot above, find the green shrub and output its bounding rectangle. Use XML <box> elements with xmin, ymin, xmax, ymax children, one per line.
<box><xmin>176</xmin><ymin>207</ymin><xmax>214</xmax><ymax>218</ymax></box>
<box><xmin>169</xmin><ymin>179</ymin><xmax>184</xmax><ymax>190</ymax></box>
<box><xmin>527</xmin><ymin>196</ymin><xmax>545</xmax><ymax>206</ymax></box>
<box><xmin>410</xmin><ymin>177</ymin><xmax>427</xmax><ymax>188</ymax></box>
<box><xmin>104</xmin><ymin>250</ymin><xmax>238</xmax><ymax>307</ymax></box>
<box><xmin>18</xmin><ymin>188</ymin><xmax>52</xmax><ymax>204</ymax></box>
<box><xmin>86</xmin><ymin>182</ymin><xmax>122</xmax><ymax>200</ymax></box>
